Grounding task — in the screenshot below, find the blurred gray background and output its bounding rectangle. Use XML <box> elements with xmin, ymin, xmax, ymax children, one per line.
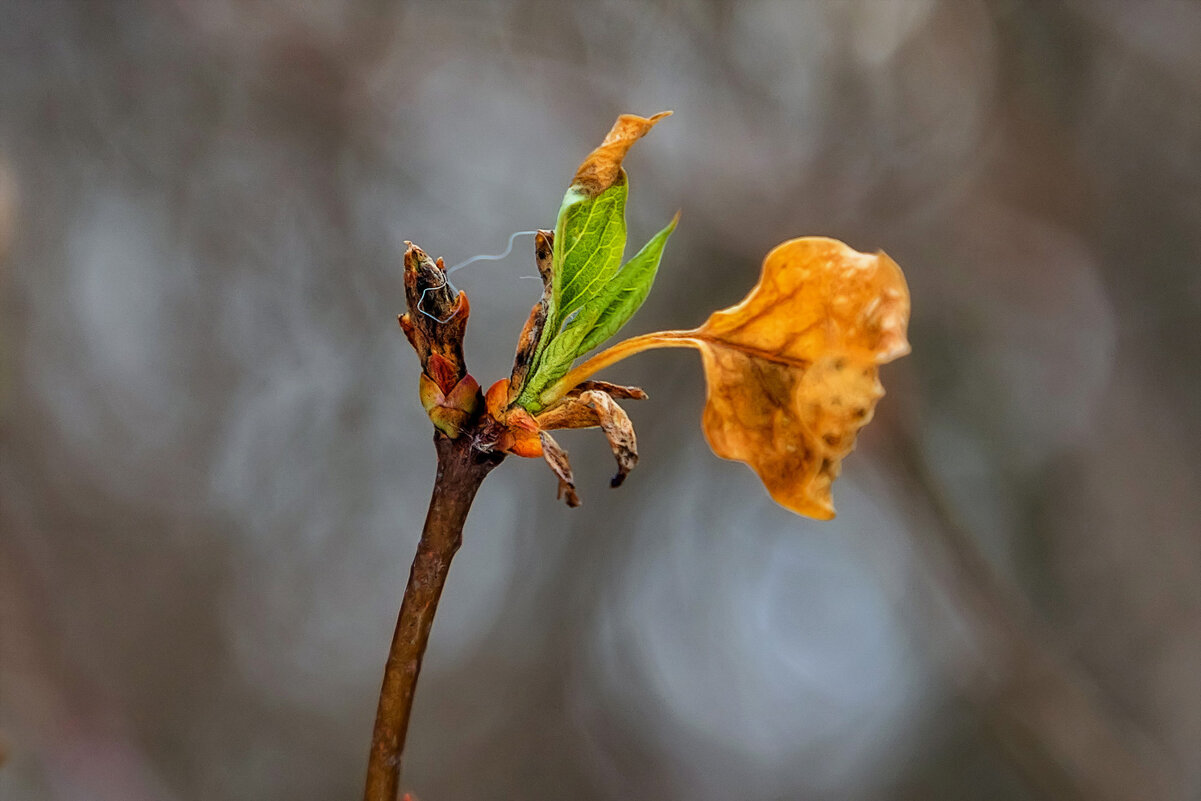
<box><xmin>1</xmin><ymin>1</ymin><xmax>1199</xmax><ymax>800</ymax></box>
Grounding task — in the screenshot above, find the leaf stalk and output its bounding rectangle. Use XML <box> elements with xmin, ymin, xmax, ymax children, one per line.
<box><xmin>544</xmin><ymin>329</ymin><xmax>699</xmax><ymax>407</ymax></box>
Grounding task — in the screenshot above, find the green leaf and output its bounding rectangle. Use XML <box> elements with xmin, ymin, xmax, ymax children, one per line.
<box><xmin>506</xmin><ymin>112</ymin><xmax>673</xmax><ymax>413</ymax></box>
<box><xmin>571</xmin><ymin>213</ymin><xmax>677</xmax><ymax>359</ymax></box>
<box><xmin>523</xmin><ymin>322</ymin><xmax>588</xmax><ymax>408</ymax></box>
<box><xmin>515</xmin><ymin>175</ymin><xmax>629</xmax><ymax>410</ymax></box>
<box><xmin>551</xmin><ymin>177</ymin><xmax>628</xmax><ymax>329</ymax></box>
<box><xmin>517</xmin><ymin>212</ymin><xmax>676</xmax><ymax>412</ymax></box>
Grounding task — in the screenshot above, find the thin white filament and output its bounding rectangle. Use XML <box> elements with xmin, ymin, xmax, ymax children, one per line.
<box><xmin>418</xmin><ymin>229</ymin><xmax>540</xmax><ymax>322</ymax></box>
<box><xmin>446</xmin><ymin>230</ymin><xmax>539</xmax><ymax>274</ymax></box>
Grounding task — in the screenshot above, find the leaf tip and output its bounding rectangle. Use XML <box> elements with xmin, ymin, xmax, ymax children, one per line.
<box><xmin>572</xmin><ymin>111</ymin><xmax>673</xmax><ymax>196</ymax></box>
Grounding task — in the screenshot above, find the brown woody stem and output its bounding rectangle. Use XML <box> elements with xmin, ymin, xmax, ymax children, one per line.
<box><xmin>364</xmin><ymin>433</ymin><xmax>503</xmax><ymax>801</ymax></box>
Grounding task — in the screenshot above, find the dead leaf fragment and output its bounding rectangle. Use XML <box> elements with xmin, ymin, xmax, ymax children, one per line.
<box><xmin>537</xmin><ymin>390</ymin><xmax>640</xmax><ymax>487</ymax></box>
<box><xmin>570</xmin><ymin>111</ymin><xmax>671</xmax><ymax>197</ymax></box>
<box><xmin>584</xmin><ymin>391</ymin><xmax>639</xmax><ymax>487</ymax></box>
<box><xmin>567</xmin><ymin>380</ymin><xmax>648</xmax><ymax>401</ymax></box>
<box><xmin>539</xmin><ymin>431</ymin><xmax>580</xmax><ymax>507</ymax></box>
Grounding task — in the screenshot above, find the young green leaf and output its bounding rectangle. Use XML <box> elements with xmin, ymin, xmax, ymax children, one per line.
<box><xmin>517</xmin><ymin>213</ymin><xmax>675</xmax><ymax>410</ymax></box>
<box><xmin>571</xmin><ymin>212</ymin><xmax>678</xmax><ymax>359</ymax></box>
<box><xmin>515</xmin><ymin>179</ymin><xmax>629</xmax><ymax>409</ymax></box>
<box><xmin>511</xmin><ymin>112</ymin><xmax>673</xmax><ymax>412</ymax></box>
<box><xmin>551</xmin><ymin>179</ymin><xmax>628</xmax><ymax>329</ymax></box>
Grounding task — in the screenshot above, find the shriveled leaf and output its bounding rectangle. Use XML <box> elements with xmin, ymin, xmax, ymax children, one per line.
<box><xmin>570</xmin><ymin>111</ymin><xmax>672</xmax><ymax>197</ymax></box>
<box><xmin>566</xmin><ymin>380</ymin><xmax>648</xmax><ymax>401</ymax></box>
<box><xmin>579</xmin><ymin>390</ymin><xmax>639</xmax><ymax>487</ymax></box>
<box><xmin>535</xmin><ymin>389</ymin><xmax>640</xmax><ymax>488</ymax></box>
<box><xmin>690</xmin><ymin>237</ymin><xmax>909</xmax><ymax>518</ymax></box>
<box><xmin>548</xmin><ymin>236</ymin><xmax>910</xmax><ymax>519</ymax></box>
<box><xmin>507</xmin><ymin>230</ymin><xmax>555</xmax><ymax>402</ymax></box>
<box><xmin>554</xmin><ymin>112</ymin><xmax>669</xmax><ymax>324</ymax></box>
<box><xmin>539</xmin><ymin>431</ymin><xmax>580</xmax><ymax>507</ymax></box>
<box><xmin>552</xmin><ymin>112</ymin><xmax>669</xmax><ymax>324</ymax></box>
<box><xmin>534</xmin><ymin>395</ymin><xmax>602</xmax><ymax>431</ymax></box>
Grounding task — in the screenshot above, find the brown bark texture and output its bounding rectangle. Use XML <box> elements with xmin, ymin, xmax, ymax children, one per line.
<box><xmin>363</xmin><ymin>433</ymin><xmax>502</xmax><ymax>801</ymax></box>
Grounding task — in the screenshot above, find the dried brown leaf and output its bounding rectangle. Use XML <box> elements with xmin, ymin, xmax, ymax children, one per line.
<box><xmin>579</xmin><ymin>390</ymin><xmax>639</xmax><ymax>488</ymax></box>
<box><xmin>688</xmin><ymin>237</ymin><xmax>909</xmax><ymax>518</ymax></box>
<box><xmin>566</xmin><ymin>380</ymin><xmax>648</xmax><ymax>401</ymax></box>
<box><xmin>507</xmin><ymin>230</ymin><xmax>555</xmax><ymax>402</ymax></box>
<box><xmin>539</xmin><ymin>431</ymin><xmax>580</xmax><ymax>507</ymax></box>
<box><xmin>553</xmin><ymin>236</ymin><xmax>910</xmax><ymax>519</ymax></box>
<box><xmin>535</xmin><ymin>390</ymin><xmax>640</xmax><ymax>487</ymax></box>
<box><xmin>570</xmin><ymin>111</ymin><xmax>671</xmax><ymax>197</ymax></box>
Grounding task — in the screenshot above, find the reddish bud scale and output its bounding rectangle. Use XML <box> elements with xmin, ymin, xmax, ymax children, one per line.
<box><xmin>420</xmin><ymin>372</ymin><xmax>481</xmax><ymax>438</ymax></box>
<box><xmin>484</xmin><ymin>379</ymin><xmax>543</xmax><ymax>457</ymax></box>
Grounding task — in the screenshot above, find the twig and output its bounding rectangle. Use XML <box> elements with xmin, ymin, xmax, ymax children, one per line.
<box><xmin>364</xmin><ymin>432</ymin><xmax>503</xmax><ymax>801</ymax></box>
<box><xmin>366</xmin><ymin>241</ymin><xmax>503</xmax><ymax>799</ymax></box>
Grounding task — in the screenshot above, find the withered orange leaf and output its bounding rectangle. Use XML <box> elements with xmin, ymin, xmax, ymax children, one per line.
<box><xmin>687</xmin><ymin>238</ymin><xmax>909</xmax><ymax>518</ymax></box>
<box><xmin>571</xmin><ymin>111</ymin><xmax>672</xmax><ymax>197</ymax></box>
<box><xmin>547</xmin><ymin>237</ymin><xmax>910</xmax><ymax>519</ymax></box>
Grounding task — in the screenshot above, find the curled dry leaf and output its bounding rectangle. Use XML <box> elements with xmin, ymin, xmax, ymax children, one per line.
<box><xmin>507</xmin><ymin>230</ymin><xmax>555</xmax><ymax>402</ymax></box>
<box><xmin>537</xmin><ymin>389</ymin><xmax>640</xmax><ymax>488</ymax></box>
<box><xmin>552</xmin><ymin>237</ymin><xmax>910</xmax><ymax>519</ymax></box>
<box><xmin>483</xmin><ymin>376</ymin><xmax>647</xmax><ymax>505</ymax></box>
<box><xmin>539</xmin><ymin>431</ymin><xmax>580</xmax><ymax>507</ymax></box>
<box><xmin>571</xmin><ymin>111</ymin><xmax>672</xmax><ymax>197</ymax></box>
<box><xmin>688</xmin><ymin>238</ymin><xmax>909</xmax><ymax>519</ymax></box>
<box><xmin>566</xmin><ymin>380</ymin><xmax>648</xmax><ymax>401</ymax></box>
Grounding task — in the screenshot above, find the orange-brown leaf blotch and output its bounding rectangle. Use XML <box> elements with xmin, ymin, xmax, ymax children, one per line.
<box><xmin>691</xmin><ymin>237</ymin><xmax>910</xmax><ymax>519</ymax></box>
<box><xmin>571</xmin><ymin>111</ymin><xmax>672</xmax><ymax>197</ymax></box>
